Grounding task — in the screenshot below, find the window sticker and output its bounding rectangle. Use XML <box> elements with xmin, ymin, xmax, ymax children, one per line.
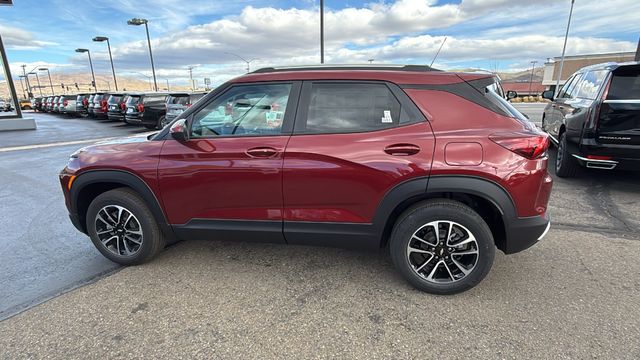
<box><xmin>381</xmin><ymin>110</ymin><xmax>393</xmax><ymax>123</ymax></box>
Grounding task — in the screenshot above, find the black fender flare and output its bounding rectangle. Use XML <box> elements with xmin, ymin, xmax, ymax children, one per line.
<box><xmin>372</xmin><ymin>175</ymin><xmax>517</xmax><ymax>246</ymax></box>
<box><xmin>70</xmin><ymin>170</ymin><xmax>175</xmax><ymax>241</ymax></box>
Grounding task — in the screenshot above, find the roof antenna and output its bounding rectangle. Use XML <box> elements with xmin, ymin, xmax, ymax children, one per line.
<box><xmin>429</xmin><ymin>36</ymin><xmax>447</xmax><ymax>68</ymax></box>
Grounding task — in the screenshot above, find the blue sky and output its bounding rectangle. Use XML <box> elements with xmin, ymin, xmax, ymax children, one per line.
<box><xmin>1</xmin><ymin>0</ymin><xmax>638</xmax><ymax>86</ymax></box>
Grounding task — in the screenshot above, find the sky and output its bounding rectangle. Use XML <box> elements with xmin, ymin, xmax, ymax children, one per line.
<box><xmin>1</xmin><ymin>0</ymin><xmax>638</xmax><ymax>87</ymax></box>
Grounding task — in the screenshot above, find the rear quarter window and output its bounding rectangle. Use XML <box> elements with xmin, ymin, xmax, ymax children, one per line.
<box><xmin>607</xmin><ymin>67</ymin><xmax>640</xmax><ymax>100</ymax></box>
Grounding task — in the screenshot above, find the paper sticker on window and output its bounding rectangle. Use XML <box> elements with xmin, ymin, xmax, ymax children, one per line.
<box><xmin>381</xmin><ymin>110</ymin><xmax>393</xmax><ymax>123</ymax></box>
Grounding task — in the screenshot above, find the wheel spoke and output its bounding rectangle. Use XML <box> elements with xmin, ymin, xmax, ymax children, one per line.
<box><xmin>425</xmin><ymin>260</ymin><xmax>443</xmax><ymax>282</ymax></box>
<box><xmin>451</xmin><ymin>234</ymin><xmax>476</xmax><ymax>247</ymax></box>
<box><xmin>443</xmin><ymin>261</ymin><xmax>456</xmax><ymax>281</ymax></box>
<box><xmin>415</xmin><ymin>254</ymin><xmax>435</xmax><ymax>272</ymax></box>
<box><xmin>411</xmin><ymin>235</ymin><xmax>436</xmax><ymax>247</ymax></box>
<box><xmin>101</xmin><ymin>235</ymin><xmax>117</xmax><ymax>245</ymax></box>
<box><xmin>97</xmin><ymin>213</ymin><xmax>114</xmax><ymax>227</ymax></box>
<box><xmin>116</xmin><ymin>206</ymin><xmax>124</xmax><ymax>224</ymax></box>
<box><xmin>450</xmin><ymin>258</ymin><xmax>471</xmax><ymax>276</ymax></box>
<box><xmin>124</xmin><ymin>234</ymin><xmax>142</xmax><ymax>245</ymax></box>
<box><xmin>123</xmin><ymin>212</ymin><xmax>133</xmax><ymax>227</ymax></box>
<box><xmin>96</xmin><ymin>229</ymin><xmax>112</xmax><ymax>235</ymax></box>
<box><xmin>431</xmin><ymin>223</ymin><xmax>440</xmax><ymax>244</ymax></box>
<box><xmin>445</xmin><ymin>221</ymin><xmax>454</xmax><ymax>246</ymax></box>
<box><xmin>116</xmin><ymin>236</ymin><xmax>121</xmax><ymax>255</ymax></box>
<box><xmin>122</xmin><ymin>238</ymin><xmax>132</xmax><ymax>255</ymax></box>
<box><xmin>408</xmin><ymin>245</ymin><xmax>432</xmax><ymax>255</ymax></box>
<box><xmin>452</xmin><ymin>249</ymin><xmax>478</xmax><ymax>256</ymax></box>
<box><xmin>102</xmin><ymin>209</ymin><xmax>117</xmax><ymax>225</ymax></box>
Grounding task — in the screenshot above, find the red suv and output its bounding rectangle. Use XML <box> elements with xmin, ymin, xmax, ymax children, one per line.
<box><xmin>60</xmin><ymin>65</ymin><xmax>552</xmax><ymax>294</ymax></box>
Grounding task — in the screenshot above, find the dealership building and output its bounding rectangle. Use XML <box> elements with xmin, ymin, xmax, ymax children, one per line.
<box><xmin>542</xmin><ymin>51</ymin><xmax>636</xmax><ymax>92</ymax></box>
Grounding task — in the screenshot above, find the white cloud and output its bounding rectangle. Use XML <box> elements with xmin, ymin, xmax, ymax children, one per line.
<box><xmin>0</xmin><ymin>25</ymin><xmax>57</xmax><ymax>50</ymax></box>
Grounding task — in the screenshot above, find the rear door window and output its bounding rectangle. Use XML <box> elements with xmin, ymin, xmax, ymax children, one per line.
<box><xmin>168</xmin><ymin>95</ymin><xmax>189</xmax><ymax>105</ymax></box>
<box><xmin>299</xmin><ymin>82</ymin><xmax>403</xmax><ymax>134</ymax></box>
<box><xmin>575</xmin><ymin>70</ymin><xmax>608</xmax><ymax>100</ymax></box>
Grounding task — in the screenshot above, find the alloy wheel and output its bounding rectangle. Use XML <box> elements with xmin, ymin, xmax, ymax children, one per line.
<box><xmin>556</xmin><ymin>137</ymin><xmax>564</xmax><ymax>172</ymax></box>
<box><xmin>94</xmin><ymin>205</ymin><xmax>143</xmax><ymax>257</ymax></box>
<box><xmin>406</xmin><ymin>220</ymin><xmax>479</xmax><ymax>283</ymax></box>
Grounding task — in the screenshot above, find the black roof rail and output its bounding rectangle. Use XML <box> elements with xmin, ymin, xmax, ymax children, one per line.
<box><xmin>251</xmin><ymin>64</ymin><xmax>440</xmax><ymax>74</ymax></box>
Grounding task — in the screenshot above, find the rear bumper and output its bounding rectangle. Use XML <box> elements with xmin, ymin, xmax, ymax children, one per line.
<box><xmin>503</xmin><ymin>212</ymin><xmax>550</xmax><ymax>254</ymax></box>
<box><xmin>107</xmin><ymin>112</ymin><xmax>124</xmax><ymax>121</ymax></box>
<box><xmin>573</xmin><ymin>154</ymin><xmax>640</xmax><ymax>171</ymax></box>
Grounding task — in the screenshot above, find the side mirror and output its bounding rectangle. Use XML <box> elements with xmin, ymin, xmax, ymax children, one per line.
<box><xmin>170</xmin><ymin>119</ymin><xmax>189</xmax><ymax>142</ymax></box>
<box><xmin>542</xmin><ymin>90</ymin><xmax>555</xmax><ymax>101</ymax></box>
<box><xmin>506</xmin><ymin>90</ymin><xmax>518</xmax><ymax>100</ymax></box>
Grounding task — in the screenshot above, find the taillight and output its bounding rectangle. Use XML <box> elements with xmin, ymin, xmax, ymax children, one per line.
<box><xmin>83</xmin><ymin>99</ymin><xmax>88</xmax><ymax>106</ymax></box>
<box><xmin>137</xmin><ymin>103</ymin><xmax>144</xmax><ymax>113</ymax></box>
<box><xmin>101</xmin><ymin>100</ymin><xmax>108</xmax><ymax>111</ymax></box>
<box><xmin>186</xmin><ymin>103</ymin><xmax>192</xmax><ymax>108</ymax></box>
<box><xmin>63</xmin><ymin>99</ymin><xmax>68</xmax><ymax>106</ymax></box>
<box><xmin>120</xmin><ymin>102</ymin><xmax>126</xmax><ymax>110</ymax></box>
<box><xmin>490</xmin><ymin>132</ymin><xmax>550</xmax><ymax>160</ymax></box>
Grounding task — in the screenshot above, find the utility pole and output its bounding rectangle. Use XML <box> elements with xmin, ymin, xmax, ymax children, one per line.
<box><xmin>21</xmin><ymin>64</ymin><xmax>32</xmax><ymax>98</ymax></box>
<box><xmin>320</xmin><ymin>0</ymin><xmax>324</xmax><ymax>63</ymax></box>
<box><xmin>187</xmin><ymin>65</ymin><xmax>195</xmax><ymax>91</ymax></box>
<box><xmin>555</xmin><ymin>0</ymin><xmax>575</xmax><ymax>96</ymax></box>
<box><xmin>529</xmin><ymin>60</ymin><xmax>538</xmax><ymax>96</ymax></box>
<box><xmin>635</xmin><ymin>36</ymin><xmax>640</xmax><ymax>61</ymax></box>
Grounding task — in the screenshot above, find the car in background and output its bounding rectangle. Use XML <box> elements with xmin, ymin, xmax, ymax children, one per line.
<box><xmin>124</xmin><ymin>92</ymin><xmax>168</xmax><ymax>129</ymax></box>
<box><xmin>0</xmin><ymin>100</ymin><xmax>7</xmax><ymax>112</ymax></box>
<box><xmin>59</xmin><ymin>95</ymin><xmax>78</xmax><ymax>115</ymax></box>
<box><xmin>106</xmin><ymin>93</ymin><xmax>128</xmax><ymax>121</ymax></box>
<box><xmin>52</xmin><ymin>96</ymin><xmax>61</xmax><ymax>113</ymax></box>
<box><xmin>164</xmin><ymin>91</ymin><xmax>207</xmax><ymax>127</ymax></box>
<box><xmin>32</xmin><ymin>97</ymin><xmax>43</xmax><ymax>111</ymax></box>
<box><xmin>91</xmin><ymin>93</ymin><xmax>110</xmax><ymax>119</ymax></box>
<box><xmin>42</xmin><ymin>96</ymin><xmax>52</xmax><ymax>112</ymax></box>
<box><xmin>19</xmin><ymin>99</ymin><xmax>32</xmax><ymax>110</ymax></box>
<box><xmin>542</xmin><ymin>61</ymin><xmax>640</xmax><ymax>177</ymax></box>
<box><xmin>86</xmin><ymin>94</ymin><xmax>96</xmax><ymax>117</ymax></box>
<box><xmin>76</xmin><ymin>94</ymin><xmax>91</xmax><ymax>115</ymax></box>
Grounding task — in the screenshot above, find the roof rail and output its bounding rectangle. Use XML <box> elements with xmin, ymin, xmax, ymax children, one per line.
<box><xmin>251</xmin><ymin>64</ymin><xmax>439</xmax><ymax>74</ymax></box>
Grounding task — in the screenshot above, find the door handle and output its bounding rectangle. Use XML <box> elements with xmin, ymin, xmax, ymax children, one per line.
<box><xmin>558</xmin><ymin>106</ymin><xmax>564</xmax><ymax>110</ymax></box>
<box><xmin>384</xmin><ymin>143</ymin><xmax>420</xmax><ymax>156</ymax></box>
<box><xmin>246</xmin><ymin>147</ymin><xmax>278</xmax><ymax>158</ymax></box>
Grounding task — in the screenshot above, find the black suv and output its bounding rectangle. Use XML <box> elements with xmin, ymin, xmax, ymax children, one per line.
<box><xmin>124</xmin><ymin>92</ymin><xmax>168</xmax><ymax>129</ymax></box>
<box><xmin>542</xmin><ymin>62</ymin><xmax>640</xmax><ymax>177</ymax></box>
<box><xmin>106</xmin><ymin>93</ymin><xmax>128</xmax><ymax>121</ymax></box>
<box><xmin>164</xmin><ymin>92</ymin><xmax>207</xmax><ymax>127</ymax></box>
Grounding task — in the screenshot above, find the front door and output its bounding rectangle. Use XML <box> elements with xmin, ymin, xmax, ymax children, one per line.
<box><xmin>158</xmin><ymin>82</ymin><xmax>300</xmax><ymax>243</ymax></box>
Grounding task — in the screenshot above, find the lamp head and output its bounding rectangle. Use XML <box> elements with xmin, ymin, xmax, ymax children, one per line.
<box><xmin>127</xmin><ymin>18</ymin><xmax>148</xmax><ymax>26</ymax></box>
<box><xmin>92</xmin><ymin>36</ymin><xmax>108</xmax><ymax>42</ymax></box>
<box><xmin>75</xmin><ymin>48</ymin><xmax>88</xmax><ymax>53</ymax></box>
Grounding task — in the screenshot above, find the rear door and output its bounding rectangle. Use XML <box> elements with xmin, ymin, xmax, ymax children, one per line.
<box><xmin>598</xmin><ymin>64</ymin><xmax>640</xmax><ymax>149</ymax></box>
<box><xmin>282</xmin><ymin>81</ymin><xmax>434</xmax><ymax>248</ymax></box>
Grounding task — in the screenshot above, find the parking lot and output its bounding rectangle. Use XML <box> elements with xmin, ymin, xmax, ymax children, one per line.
<box><xmin>1</xmin><ymin>105</ymin><xmax>639</xmax><ymax>358</ymax></box>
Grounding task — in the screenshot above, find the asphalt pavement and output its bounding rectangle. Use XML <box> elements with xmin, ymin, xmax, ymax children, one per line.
<box><xmin>0</xmin><ymin>107</ymin><xmax>639</xmax><ymax>358</ymax></box>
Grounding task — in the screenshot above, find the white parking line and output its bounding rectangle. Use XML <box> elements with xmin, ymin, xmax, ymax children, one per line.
<box><xmin>0</xmin><ymin>137</ymin><xmax>117</xmax><ymax>153</ymax></box>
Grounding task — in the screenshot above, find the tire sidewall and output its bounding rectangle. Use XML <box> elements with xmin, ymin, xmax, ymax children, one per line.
<box><xmin>86</xmin><ymin>191</ymin><xmax>161</xmax><ymax>265</ymax></box>
<box><xmin>390</xmin><ymin>202</ymin><xmax>495</xmax><ymax>294</ymax></box>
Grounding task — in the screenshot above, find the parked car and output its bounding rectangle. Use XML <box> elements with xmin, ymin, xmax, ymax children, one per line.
<box><xmin>86</xmin><ymin>94</ymin><xmax>96</xmax><ymax>117</ymax></box>
<box><xmin>19</xmin><ymin>99</ymin><xmax>32</xmax><ymax>110</ymax></box>
<box><xmin>0</xmin><ymin>100</ymin><xmax>7</xmax><ymax>112</ymax></box>
<box><xmin>106</xmin><ymin>93</ymin><xmax>128</xmax><ymax>121</ymax></box>
<box><xmin>91</xmin><ymin>93</ymin><xmax>110</xmax><ymax>119</ymax></box>
<box><xmin>52</xmin><ymin>96</ymin><xmax>61</xmax><ymax>113</ymax></box>
<box><xmin>542</xmin><ymin>61</ymin><xmax>640</xmax><ymax>177</ymax></box>
<box><xmin>32</xmin><ymin>97</ymin><xmax>42</xmax><ymax>111</ymax></box>
<box><xmin>76</xmin><ymin>94</ymin><xmax>91</xmax><ymax>115</ymax></box>
<box><xmin>124</xmin><ymin>92</ymin><xmax>168</xmax><ymax>129</ymax></box>
<box><xmin>60</xmin><ymin>65</ymin><xmax>552</xmax><ymax>294</ymax></box>
<box><xmin>59</xmin><ymin>95</ymin><xmax>78</xmax><ymax>115</ymax></box>
<box><xmin>164</xmin><ymin>91</ymin><xmax>208</xmax><ymax>127</ymax></box>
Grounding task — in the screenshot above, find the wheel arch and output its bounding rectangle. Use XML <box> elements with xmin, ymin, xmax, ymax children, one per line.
<box><xmin>374</xmin><ymin>176</ymin><xmax>515</xmax><ymax>252</ymax></box>
<box><xmin>70</xmin><ymin>170</ymin><xmax>175</xmax><ymax>241</ymax></box>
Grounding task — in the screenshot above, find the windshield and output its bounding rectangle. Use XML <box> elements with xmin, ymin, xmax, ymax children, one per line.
<box><xmin>107</xmin><ymin>95</ymin><xmax>123</xmax><ymax>104</ymax></box>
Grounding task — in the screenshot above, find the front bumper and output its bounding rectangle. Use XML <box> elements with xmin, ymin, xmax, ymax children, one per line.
<box><xmin>503</xmin><ymin>212</ymin><xmax>550</xmax><ymax>254</ymax></box>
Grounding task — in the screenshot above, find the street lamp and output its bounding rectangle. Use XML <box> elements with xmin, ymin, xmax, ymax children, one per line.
<box><xmin>136</xmin><ymin>72</ymin><xmax>153</xmax><ymax>91</ymax></box>
<box><xmin>224</xmin><ymin>52</ymin><xmax>258</xmax><ymax>73</ymax></box>
<box><xmin>93</xmin><ymin>36</ymin><xmax>118</xmax><ymax>91</ymax></box>
<box><xmin>529</xmin><ymin>60</ymin><xmax>538</xmax><ymax>96</ymax></box>
<box><xmin>38</xmin><ymin>67</ymin><xmax>54</xmax><ymax>95</ymax></box>
<box><xmin>127</xmin><ymin>18</ymin><xmax>158</xmax><ymax>91</ymax></box>
<box><xmin>75</xmin><ymin>48</ymin><xmax>97</xmax><ymax>92</ymax></box>
<box><xmin>28</xmin><ymin>71</ymin><xmax>43</xmax><ymax>96</ymax></box>
<box><xmin>555</xmin><ymin>0</ymin><xmax>575</xmax><ymax>96</ymax></box>
<box><xmin>320</xmin><ymin>0</ymin><xmax>324</xmax><ymax>64</ymax></box>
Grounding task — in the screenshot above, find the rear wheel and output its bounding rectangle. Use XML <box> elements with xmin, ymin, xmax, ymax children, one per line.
<box><xmin>158</xmin><ymin>115</ymin><xmax>169</xmax><ymax>129</ymax></box>
<box><xmin>389</xmin><ymin>200</ymin><xmax>495</xmax><ymax>295</ymax></box>
<box><xmin>86</xmin><ymin>188</ymin><xmax>165</xmax><ymax>265</ymax></box>
<box><xmin>555</xmin><ymin>132</ymin><xmax>579</xmax><ymax>178</ymax></box>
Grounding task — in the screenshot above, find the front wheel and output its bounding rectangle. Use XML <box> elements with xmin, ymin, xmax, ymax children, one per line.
<box><xmin>389</xmin><ymin>199</ymin><xmax>495</xmax><ymax>295</ymax></box>
<box><xmin>86</xmin><ymin>188</ymin><xmax>165</xmax><ymax>265</ymax></box>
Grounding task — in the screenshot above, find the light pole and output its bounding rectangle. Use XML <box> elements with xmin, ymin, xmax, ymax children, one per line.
<box><xmin>93</xmin><ymin>36</ymin><xmax>118</xmax><ymax>91</ymax></box>
<box><xmin>529</xmin><ymin>60</ymin><xmax>538</xmax><ymax>96</ymax></box>
<box><xmin>136</xmin><ymin>72</ymin><xmax>153</xmax><ymax>91</ymax></box>
<box><xmin>320</xmin><ymin>0</ymin><xmax>324</xmax><ymax>64</ymax></box>
<box><xmin>224</xmin><ymin>52</ymin><xmax>258</xmax><ymax>73</ymax></box>
<box><xmin>555</xmin><ymin>0</ymin><xmax>575</xmax><ymax>96</ymax></box>
<box><xmin>38</xmin><ymin>68</ymin><xmax>55</xmax><ymax>95</ymax></box>
<box><xmin>187</xmin><ymin>65</ymin><xmax>196</xmax><ymax>90</ymax></box>
<box><xmin>29</xmin><ymin>72</ymin><xmax>43</xmax><ymax>96</ymax></box>
<box><xmin>21</xmin><ymin>64</ymin><xmax>32</xmax><ymax>98</ymax></box>
<box><xmin>17</xmin><ymin>76</ymin><xmax>26</xmax><ymax>98</ymax></box>
<box><xmin>164</xmin><ymin>78</ymin><xmax>170</xmax><ymax>91</ymax></box>
<box><xmin>76</xmin><ymin>48</ymin><xmax>97</xmax><ymax>92</ymax></box>
<box><xmin>127</xmin><ymin>18</ymin><xmax>158</xmax><ymax>91</ymax></box>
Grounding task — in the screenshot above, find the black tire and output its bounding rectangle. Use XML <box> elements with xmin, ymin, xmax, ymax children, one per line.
<box><xmin>389</xmin><ymin>199</ymin><xmax>495</xmax><ymax>295</ymax></box>
<box><xmin>86</xmin><ymin>188</ymin><xmax>165</xmax><ymax>265</ymax></box>
<box><xmin>157</xmin><ymin>115</ymin><xmax>168</xmax><ymax>129</ymax></box>
<box><xmin>555</xmin><ymin>132</ymin><xmax>579</xmax><ymax>178</ymax></box>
